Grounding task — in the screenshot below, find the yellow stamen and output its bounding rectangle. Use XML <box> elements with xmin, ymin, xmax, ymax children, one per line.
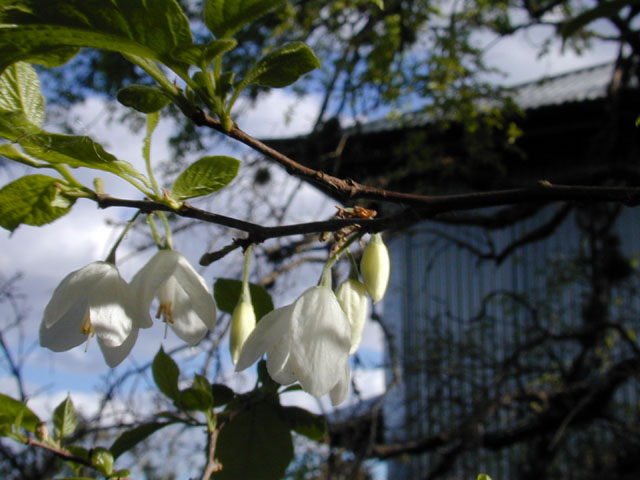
<box><xmin>80</xmin><ymin>311</ymin><xmax>95</xmax><ymax>352</ymax></box>
<box><xmin>156</xmin><ymin>302</ymin><xmax>174</xmax><ymax>324</ymax></box>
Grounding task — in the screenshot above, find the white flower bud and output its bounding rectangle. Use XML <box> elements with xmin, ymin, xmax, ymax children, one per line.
<box><xmin>230</xmin><ymin>299</ymin><xmax>256</xmax><ymax>365</ymax></box>
<box><xmin>360</xmin><ymin>233</ymin><xmax>390</xmax><ymax>303</ymax></box>
<box><xmin>335</xmin><ymin>278</ymin><xmax>369</xmax><ymax>354</ymax></box>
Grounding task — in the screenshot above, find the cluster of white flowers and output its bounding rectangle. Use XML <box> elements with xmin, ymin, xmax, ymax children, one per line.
<box><xmin>40</xmin><ymin>233</ymin><xmax>390</xmax><ymax>406</ymax></box>
<box><xmin>39</xmin><ymin>250</ymin><xmax>216</xmax><ymax>367</ymax></box>
<box><xmin>235</xmin><ymin>233</ymin><xmax>390</xmax><ymax>405</ymax></box>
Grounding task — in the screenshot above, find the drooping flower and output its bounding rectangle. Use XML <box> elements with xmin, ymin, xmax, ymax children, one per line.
<box><xmin>230</xmin><ymin>297</ymin><xmax>256</xmax><ymax>365</ymax></box>
<box><xmin>236</xmin><ymin>285</ymin><xmax>351</xmax><ymax>405</ymax></box>
<box><xmin>335</xmin><ymin>278</ymin><xmax>369</xmax><ymax>354</ymax></box>
<box><xmin>131</xmin><ymin>249</ymin><xmax>216</xmax><ymax>345</ymax></box>
<box><xmin>39</xmin><ymin>261</ymin><xmax>137</xmax><ymax>368</ymax></box>
<box><xmin>360</xmin><ymin>233</ymin><xmax>390</xmax><ymax>303</ymax></box>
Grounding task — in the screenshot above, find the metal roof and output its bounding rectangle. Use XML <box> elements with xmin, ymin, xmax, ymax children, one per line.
<box><xmin>353</xmin><ymin>61</ymin><xmax>620</xmax><ymax>134</ymax></box>
<box><xmin>513</xmin><ymin>61</ymin><xmax>615</xmax><ymax>109</ymax></box>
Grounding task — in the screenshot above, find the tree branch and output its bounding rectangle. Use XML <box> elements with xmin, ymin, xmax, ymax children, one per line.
<box><xmin>96</xmin><ymin>181</ymin><xmax>640</xmax><ymax>244</ymax></box>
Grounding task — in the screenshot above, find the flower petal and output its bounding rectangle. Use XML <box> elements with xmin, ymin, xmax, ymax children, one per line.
<box><xmin>289</xmin><ymin>287</ymin><xmax>351</xmax><ymax>397</ymax></box>
<box><xmin>172</xmin><ymin>253</ymin><xmax>216</xmax><ymax>329</ymax></box>
<box><xmin>130</xmin><ymin>250</ymin><xmax>180</xmax><ymax>328</ymax></box>
<box><xmin>39</xmin><ymin>300</ymin><xmax>89</xmax><ymax>352</ymax></box>
<box><xmin>329</xmin><ymin>361</ymin><xmax>351</xmax><ymax>406</ymax></box>
<box><xmin>43</xmin><ymin>262</ymin><xmax>114</xmax><ymax>328</ymax></box>
<box><xmin>235</xmin><ymin>304</ymin><xmax>294</xmax><ymax>372</ymax></box>
<box><xmin>168</xmin><ymin>281</ymin><xmax>210</xmax><ymax>345</ymax></box>
<box><xmin>88</xmin><ymin>270</ymin><xmax>133</xmax><ymax>347</ymax></box>
<box><xmin>98</xmin><ymin>327</ymin><xmax>139</xmax><ymax>368</ymax></box>
<box><xmin>335</xmin><ymin>279</ymin><xmax>369</xmax><ymax>354</ymax></box>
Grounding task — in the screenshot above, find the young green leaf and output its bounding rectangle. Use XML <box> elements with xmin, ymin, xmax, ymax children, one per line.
<box><xmin>53</xmin><ymin>395</ymin><xmax>78</xmax><ymax>441</ymax></box>
<box><xmin>178</xmin><ymin>387</ymin><xmax>214</xmax><ymax>412</ymax></box>
<box><xmin>117</xmin><ymin>85</ymin><xmax>171</xmax><ymax>113</ymax></box>
<box><xmin>236</xmin><ymin>42</ymin><xmax>320</xmax><ymax>92</ymax></box>
<box><xmin>213</xmin><ymin>399</ymin><xmax>293</xmax><ymax>480</ymax></box>
<box><xmin>17</xmin><ymin>131</ymin><xmax>147</xmax><ymax>184</ymax></box>
<box><xmin>0</xmin><ymin>394</ymin><xmax>40</xmax><ymax>433</ymax></box>
<box><xmin>205</xmin><ymin>0</ymin><xmax>287</xmax><ymax>39</ymax></box>
<box><xmin>281</xmin><ymin>406</ymin><xmax>327</xmax><ymax>441</ymax></box>
<box><xmin>110</xmin><ymin>421</ymin><xmax>175</xmax><ymax>459</ymax></box>
<box><xmin>213</xmin><ymin>279</ymin><xmax>274</xmax><ymax>321</ymax></box>
<box><xmin>172</xmin><ymin>38</ymin><xmax>238</xmax><ymax>67</ymax></box>
<box><xmin>0</xmin><ymin>0</ymin><xmax>193</xmax><ymax>73</ymax></box>
<box><xmin>0</xmin><ymin>62</ymin><xmax>44</xmax><ymax>127</ymax></box>
<box><xmin>91</xmin><ymin>447</ymin><xmax>114</xmax><ymax>476</ymax></box>
<box><xmin>171</xmin><ymin>155</ymin><xmax>240</xmax><ymax>200</ymax></box>
<box><xmin>152</xmin><ymin>347</ymin><xmax>180</xmax><ymax>402</ymax></box>
<box><xmin>0</xmin><ymin>174</ymin><xmax>75</xmax><ymax>232</ymax></box>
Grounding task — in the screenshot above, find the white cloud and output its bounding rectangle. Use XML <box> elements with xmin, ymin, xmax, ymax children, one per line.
<box><xmin>235</xmin><ymin>89</ymin><xmax>323</xmax><ymax>139</ymax></box>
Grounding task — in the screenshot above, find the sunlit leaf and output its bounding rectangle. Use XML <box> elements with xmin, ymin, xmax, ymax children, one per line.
<box><xmin>0</xmin><ymin>0</ymin><xmax>193</xmax><ymax>73</ymax></box>
<box><xmin>0</xmin><ymin>174</ymin><xmax>75</xmax><ymax>231</ymax></box>
<box><xmin>0</xmin><ymin>393</ymin><xmax>40</xmax><ymax>432</ymax></box>
<box><xmin>204</xmin><ymin>0</ymin><xmax>287</xmax><ymax>39</ymax></box>
<box><xmin>117</xmin><ymin>85</ymin><xmax>170</xmax><ymax>113</ymax></box>
<box><xmin>0</xmin><ymin>62</ymin><xmax>44</xmax><ymax>127</ymax></box>
<box><xmin>237</xmin><ymin>42</ymin><xmax>320</xmax><ymax>90</ymax></box>
<box><xmin>171</xmin><ymin>155</ymin><xmax>240</xmax><ymax>200</ymax></box>
<box><xmin>53</xmin><ymin>395</ymin><xmax>78</xmax><ymax>441</ymax></box>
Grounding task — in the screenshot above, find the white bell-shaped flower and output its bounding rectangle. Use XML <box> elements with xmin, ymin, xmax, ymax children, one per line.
<box><xmin>230</xmin><ymin>298</ymin><xmax>256</xmax><ymax>365</ymax></box>
<box><xmin>360</xmin><ymin>233</ymin><xmax>390</xmax><ymax>303</ymax></box>
<box><xmin>335</xmin><ymin>278</ymin><xmax>369</xmax><ymax>354</ymax></box>
<box><xmin>236</xmin><ymin>285</ymin><xmax>351</xmax><ymax>405</ymax></box>
<box><xmin>131</xmin><ymin>249</ymin><xmax>216</xmax><ymax>345</ymax></box>
<box><xmin>39</xmin><ymin>261</ymin><xmax>137</xmax><ymax>368</ymax></box>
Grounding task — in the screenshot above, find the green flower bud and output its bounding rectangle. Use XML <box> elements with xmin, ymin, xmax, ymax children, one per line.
<box><xmin>335</xmin><ymin>278</ymin><xmax>369</xmax><ymax>354</ymax></box>
<box><xmin>360</xmin><ymin>233</ymin><xmax>390</xmax><ymax>303</ymax></box>
<box><xmin>230</xmin><ymin>299</ymin><xmax>256</xmax><ymax>365</ymax></box>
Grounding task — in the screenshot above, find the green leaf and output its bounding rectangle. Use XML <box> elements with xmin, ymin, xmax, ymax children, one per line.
<box><xmin>178</xmin><ymin>387</ymin><xmax>214</xmax><ymax>412</ymax></box>
<box><xmin>53</xmin><ymin>395</ymin><xmax>78</xmax><ymax>441</ymax></box>
<box><xmin>211</xmin><ymin>383</ymin><xmax>235</xmax><ymax>407</ymax></box>
<box><xmin>282</xmin><ymin>406</ymin><xmax>327</xmax><ymax>441</ymax></box>
<box><xmin>257</xmin><ymin>359</ymin><xmax>279</xmax><ymax>391</ymax></box>
<box><xmin>17</xmin><ymin>131</ymin><xmax>146</xmax><ymax>182</ymax></box>
<box><xmin>0</xmin><ymin>111</ymin><xmax>40</xmax><ymax>140</ymax></box>
<box><xmin>171</xmin><ymin>155</ymin><xmax>240</xmax><ymax>200</ymax></box>
<box><xmin>560</xmin><ymin>1</ymin><xmax>639</xmax><ymax>39</ymax></box>
<box><xmin>371</xmin><ymin>0</ymin><xmax>384</xmax><ymax>9</ymax></box>
<box><xmin>91</xmin><ymin>447</ymin><xmax>114</xmax><ymax>476</ymax></box>
<box><xmin>152</xmin><ymin>347</ymin><xmax>180</xmax><ymax>402</ymax></box>
<box><xmin>0</xmin><ymin>0</ymin><xmax>193</xmax><ymax>73</ymax></box>
<box><xmin>477</xmin><ymin>475</ymin><xmax>493</xmax><ymax>480</ymax></box>
<box><xmin>110</xmin><ymin>421</ymin><xmax>175</xmax><ymax>459</ymax></box>
<box><xmin>204</xmin><ymin>0</ymin><xmax>287</xmax><ymax>39</ymax></box>
<box><xmin>0</xmin><ymin>174</ymin><xmax>75</xmax><ymax>232</ymax></box>
<box><xmin>193</xmin><ymin>374</ymin><xmax>212</xmax><ymax>393</ymax></box>
<box><xmin>0</xmin><ymin>394</ymin><xmax>40</xmax><ymax>432</ymax></box>
<box><xmin>0</xmin><ymin>143</ymin><xmax>44</xmax><ymax>167</ymax></box>
<box><xmin>214</xmin><ymin>279</ymin><xmax>274</xmax><ymax>321</ymax></box>
<box><xmin>117</xmin><ymin>85</ymin><xmax>170</xmax><ymax>113</ymax></box>
<box><xmin>213</xmin><ymin>400</ymin><xmax>293</xmax><ymax>480</ymax></box>
<box><xmin>173</xmin><ymin>38</ymin><xmax>238</xmax><ymax>66</ymax></box>
<box><xmin>0</xmin><ymin>62</ymin><xmax>44</xmax><ymax>127</ymax></box>
<box><xmin>237</xmin><ymin>42</ymin><xmax>320</xmax><ymax>90</ymax></box>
